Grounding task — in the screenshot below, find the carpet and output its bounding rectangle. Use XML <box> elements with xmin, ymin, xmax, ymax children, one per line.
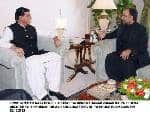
<box><xmin>67</xmin><ymin>89</ymin><xmax>96</xmax><ymax>100</ymax></box>
<box><xmin>67</xmin><ymin>81</ymin><xmax>121</xmax><ymax>100</ymax></box>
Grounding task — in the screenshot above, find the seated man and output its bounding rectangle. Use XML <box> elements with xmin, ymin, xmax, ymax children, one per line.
<box><xmin>98</xmin><ymin>8</ymin><xmax>150</xmax><ymax>82</ymax></box>
<box><xmin>0</xmin><ymin>7</ymin><xmax>66</xmax><ymax>100</ymax></box>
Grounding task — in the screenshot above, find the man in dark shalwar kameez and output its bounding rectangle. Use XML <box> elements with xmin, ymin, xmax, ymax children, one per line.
<box><xmin>98</xmin><ymin>8</ymin><xmax>150</xmax><ymax>82</ymax></box>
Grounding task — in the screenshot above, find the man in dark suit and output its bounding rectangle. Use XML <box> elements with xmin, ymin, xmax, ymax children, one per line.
<box><xmin>98</xmin><ymin>8</ymin><xmax>150</xmax><ymax>82</ymax></box>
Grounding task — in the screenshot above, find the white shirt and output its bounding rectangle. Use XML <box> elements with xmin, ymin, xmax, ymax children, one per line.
<box><xmin>0</xmin><ymin>27</ymin><xmax>13</xmax><ymax>48</ymax></box>
<box><xmin>0</xmin><ymin>26</ymin><xmax>66</xmax><ymax>49</ymax></box>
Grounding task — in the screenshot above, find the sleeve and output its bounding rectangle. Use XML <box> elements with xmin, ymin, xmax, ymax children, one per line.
<box><xmin>136</xmin><ymin>27</ymin><xmax>148</xmax><ymax>54</ymax></box>
<box><xmin>126</xmin><ymin>27</ymin><xmax>148</xmax><ymax>55</ymax></box>
<box><xmin>104</xmin><ymin>28</ymin><xmax>118</xmax><ymax>39</ymax></box>
<box><xmin>0</xmin><ymin>27</ymin><xmax>13</xmax><ymax>48</ymax></box>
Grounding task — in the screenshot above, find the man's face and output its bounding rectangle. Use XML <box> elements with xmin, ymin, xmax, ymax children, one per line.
<box><xmin>121</xmin><ymin>9</ymin><xmax>133</xmax><ymax>25</ymax></box>
<box><xmin>19</xmin><ymin>12</ymin><xmax>31</xmax><ymax>25</ymax></box>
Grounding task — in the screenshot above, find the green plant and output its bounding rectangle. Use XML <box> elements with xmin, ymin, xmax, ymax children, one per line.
<box><xmin>116</xmin><ymin>0</ymin><xmax>135</xmax><ymax>24</ymax></box>
<box><xmin>88</xmin><ymin>0</ymin><xmax>135</xmax><ymax>26</ymax></box>
<box><xmin>116</xmin><ymin>0</ymin><xmax>134</xmax><ymax>13</ymax></box>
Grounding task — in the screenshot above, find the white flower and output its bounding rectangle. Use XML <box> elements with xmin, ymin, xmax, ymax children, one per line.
<box><xmin>137</xmin><ymin>78</ymin><xmax>143</xmax><ymax>81</ymax></box>
<box><xmin>144</xmin><ymin>89</ymin><xmax>150</xmax><ymax>94</ymax></box>
<box><xmin>125</xmin><ymin>79</ymin><xmax>128</xmax><ymax>82</ymax></box>
<box><xmin>121</xmin><ymin>95</ymin><xmax>128</xmax><ymax>100</ymax></box>
<box><xmin>130</xmin><ymin>89</ymin><xmax>135</xmax><ymax>93</ymax></box>
<box><xmin>144</xmin><ymin>89</ymin><xmax>150</xmax><ymax>99</ymax></box>
<box><xmin>137</xmin><ymin>85</ymin><xmax>142</xmax><ymax>89</ymax></box>
<box><xmin>144</xmin><ymin>94</ymin><xmax>150</xmax><ymax>99</ymax></box>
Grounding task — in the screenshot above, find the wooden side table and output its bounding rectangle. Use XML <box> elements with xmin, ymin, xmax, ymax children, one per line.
<box><xmin>65</xmin><ymin>42</ymin><xmax>95</xmax><ymax>82</ymax></box>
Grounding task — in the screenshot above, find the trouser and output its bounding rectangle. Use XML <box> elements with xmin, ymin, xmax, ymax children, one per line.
<box><xmin>105</xmin><ymin>52</ymin><xmax>137</xmax><ymax>82</ymax></box>
<box><xmin>26</xmin><ymin>52</ymin><xmax>62</xmax><ymax>99</ymax></box>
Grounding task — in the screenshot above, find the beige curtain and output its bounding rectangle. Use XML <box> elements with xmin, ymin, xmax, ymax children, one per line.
<box><xmin>141</xmin><ymin>0</ymin><xmax>150</xmax><ymax>35</ymax></box>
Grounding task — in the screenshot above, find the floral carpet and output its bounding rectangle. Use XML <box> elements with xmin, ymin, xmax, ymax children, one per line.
<box><xmin>67</xmin><ymin>81</ymin><xmax>121</xmax><ymax>100</ymax></box>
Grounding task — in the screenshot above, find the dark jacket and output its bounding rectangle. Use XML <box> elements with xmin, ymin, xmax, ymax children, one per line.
<box><xmin>9</xmin><ymin>23</ymin><xmax>38</xmax><ymax>57</ymax></box>
<box><xmin>105</xmin><ymin>22</ymin><xmax>150</xmax><ymax>68</ymax></box>
<box><xmin>9</xmin><ymin>23</ymin><xmax>48</xmax><ymax>58</ymax></box>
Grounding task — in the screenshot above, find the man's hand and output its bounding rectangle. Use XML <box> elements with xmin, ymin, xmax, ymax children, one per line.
<box><xmin>120</xmin><ymin>49</ymin><xmax>132</xmax><ymax>60</ymax></box>
<box><xmin>98</xmin><ymin>30</ymin><xmax>107</xmax><ymax>40</ymax></box>
<box><xmin>10</xmin><ymin>46</ymin><xmax>24</xmax><ymax>57</ymax></box>
<box><xmin>53</xmin><ymin>36</ymin><xmax>61</xmax><ymax>47</ymax></box>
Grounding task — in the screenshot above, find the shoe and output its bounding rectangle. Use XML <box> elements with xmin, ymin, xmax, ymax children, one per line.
<box><xmin>49</xmin><ymin>91</ymin><xmax>67</xmax><ymax>100</ymax></box>
<box><xmin>41</xmin><ymin>94</ymin><xmax>52</xmax><ymax>100</ymax></box>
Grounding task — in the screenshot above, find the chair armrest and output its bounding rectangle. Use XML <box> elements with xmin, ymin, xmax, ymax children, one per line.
<box><xmin>93</xmin><ymin>39</ymin><xmax>116</xmax><ymax>56</ymax></box>
<box><xmin>93</xmin><ymin>39</ymin><xmax>116</xmax><ymax>81</ymax></box>
<box><xmin>137</xmin><ymin>65</ymin><xmax>150</xmax><ymax>79</ymax></box>
<box><xmin>0</xmin><ymin>47</ymin><xmax>32</xmax><ymax>94</ymax></box>
<box><xmin>0</xmin><ymin>48</ymin><xmax>25</xmax><ymax>69</ymax></box>
<box><xmin>37</xmin><ymin>35</ymin><xmax>69</xmax><ymax>56</ymax></box>
<box><xmin>53</xmin><ymin>38</ymin><xmax>70</xmax><ymax>56</ymax></box>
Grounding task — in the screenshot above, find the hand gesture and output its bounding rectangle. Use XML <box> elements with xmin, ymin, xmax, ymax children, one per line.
<box><xmin>120</xmin><ymin>49</ymin><xmax>132</xmax><ymax>60</ymax></box>
<box><xmin>98</xmin><ymin>30</ymin><xmax>106</xmax><ymax>40</ymax></box>
<box><xmin>11</xmin><ymin>46</ymin><xmax>24</xmax><ymax>57</ymax></box>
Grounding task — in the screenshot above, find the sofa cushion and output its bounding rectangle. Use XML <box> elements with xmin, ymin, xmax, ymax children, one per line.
<box><xmin>137</xmin><ymin>65</ymin><xmax>150</xmax><ymax>79</ymax></box>
<box><xmin>0</xmin><ymin>48</ymin><xmax>25</xmax><ymax>68</ymax></box>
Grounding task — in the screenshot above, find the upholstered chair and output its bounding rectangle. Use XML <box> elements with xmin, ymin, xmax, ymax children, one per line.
<box><xmin>0</xmin><ymin>35</ymin><xmax>69</xmax><ymax>97</ymax></box>
<box><xmin>94</xmin><ymin>36</ymin><xmax>150</xmax><ymax>81</ymax></box>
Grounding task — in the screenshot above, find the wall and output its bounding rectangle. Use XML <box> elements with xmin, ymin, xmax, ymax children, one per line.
<box><xmin>0</xmin><ymin>0</ymin><xmax>143</xmax><ymax>38</ymax></box>
<box><xmin>0</xmin><ymin>0</ymin><xmax>90</xmax><ymax>38</ymax></box>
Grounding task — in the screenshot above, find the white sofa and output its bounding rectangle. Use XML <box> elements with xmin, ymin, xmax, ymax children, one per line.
<box><xmin>0</xmin><ymin>35</ymin><xmax>69</xmax><ymax>97</ymax></box>
<box><xmin>94</xmin><ymin>37</ymin><xmax>150</xmax><ymax>81</ymax></box>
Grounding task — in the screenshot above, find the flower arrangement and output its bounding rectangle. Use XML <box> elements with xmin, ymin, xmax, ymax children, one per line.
<box><xmin>118</xmin><ymin>77</ymin><xmax>150</xmax><ymax>100</ymax></box>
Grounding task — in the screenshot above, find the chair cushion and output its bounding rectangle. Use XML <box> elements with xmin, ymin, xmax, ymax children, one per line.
<box><xmin>0</xmin><ymin>48</ymin><xmax>25</xmax><ymax>68</ymax></box>
<box><xmin>137</xmin><ymin>65</ymin><xmax>150</xmax><ymax>79</ymax></box>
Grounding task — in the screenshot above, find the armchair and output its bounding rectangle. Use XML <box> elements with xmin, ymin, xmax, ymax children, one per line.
<box><xmin>0</xmin><ymin>35</ymin><xmax>69</xmax><ymax>97</ymax></box>
<box><xmin>94</xmin><ymin>37</ymin><xmax>150</xmax><ymax>81</ymax></box>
